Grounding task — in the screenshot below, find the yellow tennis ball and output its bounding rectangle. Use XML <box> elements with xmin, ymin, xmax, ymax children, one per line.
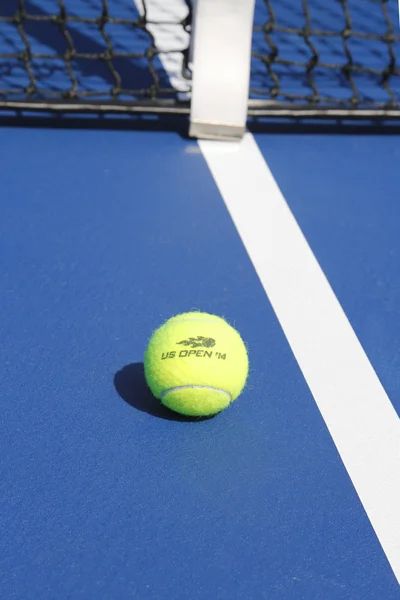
<box><xmin>144</xmin><ymin>311</ymin><xmax>249</xmax><ymax>417</ymax></box>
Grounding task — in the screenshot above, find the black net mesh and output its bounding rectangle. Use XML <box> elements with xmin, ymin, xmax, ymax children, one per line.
<box><xmin>0</xmin><ymin>1</ymin><xmax>193</xmax><ymax>112</ymax></box>
<box><xmin>251</xmin><ymin>0</ymin><xmax>400</xmax><ymax>115</ymax></box>
<box><xmin>0</xmin><ymin>0</ymin><xmax>399</xmax><ymax>117</ymax></box>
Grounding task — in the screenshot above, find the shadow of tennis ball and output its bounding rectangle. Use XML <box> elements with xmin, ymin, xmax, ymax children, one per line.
<box><xmin>114</xmin><ymin>362</ymin><xmax>215</xmax><ymax>422</ymax></box>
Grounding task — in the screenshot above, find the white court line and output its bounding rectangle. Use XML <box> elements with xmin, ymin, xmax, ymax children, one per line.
<box><xmin>133</xmin><ymin>0</ymin><xmax>191</xmax><ymax>95</ymax></box>
<box><xmin>199</xmin><ymin>133</ymin><xmax>400</xmax><ymax>584</ymax></box>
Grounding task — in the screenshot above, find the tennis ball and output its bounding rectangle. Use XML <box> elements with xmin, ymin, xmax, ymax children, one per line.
<box><xmin>144</xmin><ymin>311</ymin><xmax>249</xmax><ymax>417</ymax></box>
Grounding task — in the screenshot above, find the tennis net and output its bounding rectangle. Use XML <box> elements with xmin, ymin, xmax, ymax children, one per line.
<box><xmin>0</xmin><ymin>1</ymin><xmax>399</xmax><ymax>117</ymax></box>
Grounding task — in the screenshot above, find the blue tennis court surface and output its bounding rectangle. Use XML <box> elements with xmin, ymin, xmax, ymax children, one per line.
<box><xmin>0</xmin><ymin>123</ymin><xmax>399</xmax><ymax>599</ymax></box>
<box><xmin>1</xmin><ymin>1</ymin><xmax>400</xmax><ymax>598</ymax></box>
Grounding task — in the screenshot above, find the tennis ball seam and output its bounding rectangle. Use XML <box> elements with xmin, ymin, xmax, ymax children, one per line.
<box><xmin>159</xmin><ymin>385</ymin><xmax>232</xmax><ymax>401</ymax></box>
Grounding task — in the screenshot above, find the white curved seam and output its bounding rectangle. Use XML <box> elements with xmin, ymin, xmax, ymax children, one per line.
<box><xmin>160</xmin><ymin>385</ymin><xmax>232</xmax><ymax>401</ymax></box>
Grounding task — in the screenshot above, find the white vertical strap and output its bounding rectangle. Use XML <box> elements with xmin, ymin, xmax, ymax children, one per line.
<box><xmin>189</xmin><ymin>0</ymin><xmax>256</xmax><ymax>141</ymax></box>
